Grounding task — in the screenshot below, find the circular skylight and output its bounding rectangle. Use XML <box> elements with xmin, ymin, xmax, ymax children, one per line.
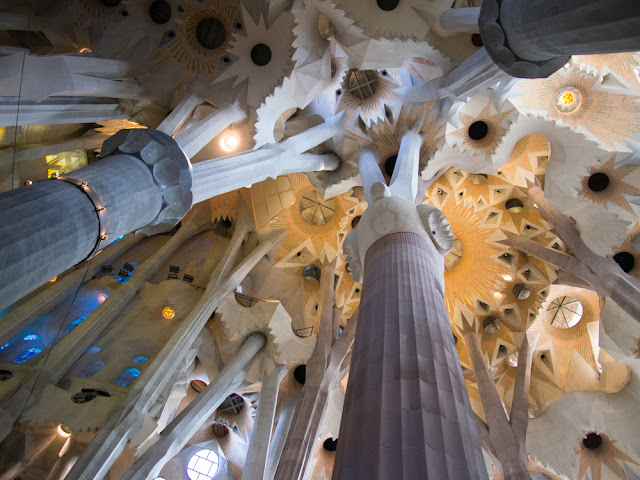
<box><xmin>547</xmin><ymin>296</ymin><xmax>583</xmax><ymax>329</ymax></box>
<box><xmin>187</xmin><ymin>449</ymin><xmax>220</xmax><ymax>480</ymax></box>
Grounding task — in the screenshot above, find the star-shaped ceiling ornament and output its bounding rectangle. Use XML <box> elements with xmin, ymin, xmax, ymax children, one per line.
<box><xmin>576</xmin><ymin>433</ymin><xmax>639</xmax><ymax>480</ymax></box>
<box><xmin>214</xmin><ymin>5</ymin><xmax>294</xmax><ymax>108</ymax></box>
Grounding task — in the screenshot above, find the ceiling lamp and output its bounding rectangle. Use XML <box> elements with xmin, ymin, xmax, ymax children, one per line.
<box><xmin>162</xmin><ymin>306</ymin><xmax>176</xmax><ymax>319</ymax></box>
<box><xmin>220</xmin><ymin>133</ymin><xmax>240</xmax><ymax>152</ymax></box>
<box><xmin>57</xmin><ymin>424</ymin><xmax>71</xmax><ymax>437</ymax></box>
<box><xmin>554</xmin><ymin>87</ymin><xmax>582</xmax><ymax>114</ymax></box>
<box><xmin>97</xmin><ymin>294</ymin><xmax>107</xmax><ymax>303</ymax></box>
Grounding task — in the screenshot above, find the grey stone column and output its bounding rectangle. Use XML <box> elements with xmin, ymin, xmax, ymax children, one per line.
<box><xmin>479</xmin><ymin>0</ymin><xmax>640</xmax><ymax>78</ymax></box>
<box><xmin>0</xmin><ymin>233</ymin><xmax>144</xmax><ymax>346</ymax></box>
<box><xmin>333</xmin><ymin>233</ymin><xmax>487</xmax><ymax>479</ymax></box>
<box><xmin>0</xmin><ymin>129</ymin><xmax>192</xmax><ymax>311</ymax></box>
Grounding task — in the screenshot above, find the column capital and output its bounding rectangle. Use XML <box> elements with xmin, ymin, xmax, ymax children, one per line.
<box><xmin>100</xmin><ymin>128</ymin><xmax>194</xmax><ymax>235</ymax></box>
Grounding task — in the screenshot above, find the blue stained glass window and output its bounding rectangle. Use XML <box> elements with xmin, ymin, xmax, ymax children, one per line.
<box><xmin>66</xmin><ymin>316</ymin><xmax>86</xmax><ymax>334</ymax></box>
<box><xmin>23</xmin><ymin>334</ymin><xmax>39</xmax><ymax>341</ymax></box>
<box><xmin>133</xmin><ymin>356</ymin><xmax>148</xmax><ymax>363</ymax></box>
<box><xmin>13</xmin><ymin>347</ymin><xmax>42</xmax><ymax>363</ymax></box>
<box><xmin>114</xmin><ymin>368</ymin><xmax>140</xmax><ymax>387</ymax></box>
<box><xmin>86</xmin><ymin>346</ymin><xmax>101</xmax><ymax>353</ymax></box>
<box><xmin>79</xmin><ymin>361</ymin><xmax>106</xmax><ymax>378</ymax></box>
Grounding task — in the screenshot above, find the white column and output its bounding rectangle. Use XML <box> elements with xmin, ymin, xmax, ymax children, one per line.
<box><xmin>265</xmin><ymin>392</ymin><xmax>300</xmax><ymax>480</ymax></box>
<box><xmin>439</xmin><ymin>7</ymin><xmax>481</xmax><ymax>33</ymax></box>
<box><xmin>389</xmin><ymin>131</ymin><xmax>422</xmax><ymax>202</ymax></box>
<box><xmin>173</xmin><ymin>103</ymin><xmax>247</xmax><ymax>159</ymax></box>
<box><xmin>121</xmin><ymin>333</ymin><xmax>267</xmax><ymax>480</ymax></box>
<box><xmin>242</xmin><ymin>365</ymin><xmax>288</xmax><ymax>480</ymax></box>
<box><xmin>63</xmin><ymin>226</ymin><xmax>284</xmax><ymax>480</ymax></box>
<box><xmin>357</xmin><ymin>148</ymin><xmax>384</xmax><ymax>206</ymax></box>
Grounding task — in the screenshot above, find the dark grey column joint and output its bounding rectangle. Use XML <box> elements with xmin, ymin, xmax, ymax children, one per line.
<box><xmin>479</xmin><ymin>0</ymin><xmax>569</xmax><ymax>79</ymax></box>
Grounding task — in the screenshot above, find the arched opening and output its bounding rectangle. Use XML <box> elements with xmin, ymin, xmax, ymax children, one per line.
<box><xmin>583</xmin><ymin>433</ymin><xmax>603</xmax><ymax>450</ymax></box>
<box><xmin>505</xmin><ymin>198</ymin><xmax>524</xmax><ymax>213</ymax></box>
<box><xmin>149</xmin><ymin>1</ymin><xmax>171</xmax><ymax>24</ymax></box>
<box><xmin>377</xmin><ymin>0</ymin><xmax>399</xmax><ymax>10</ymax></box>
<box><xmin>323</xmin><ymin>437</ymin><xmax>338</xmax><ymax>451</ymax></box>
<box><xmin>294</xmin><ymin>364</ymin><xmax>306</xmax><ymax>385</ymax></box>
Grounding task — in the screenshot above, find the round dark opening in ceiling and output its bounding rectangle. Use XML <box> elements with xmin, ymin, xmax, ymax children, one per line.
<box><xmin>471</xmin><ymin>33</ymin><xmax>483</xmax><ymax>47</ymax></box>
<box><xmin>251</xmin><ymin>43</ymin><xmax>272</xmax><ymax>66</ymax></box>
<box><xmin>100</xmin><ymin>0</ymin><xmax>121</xmax><ymax>6</ymax></box>
<box><xmin>150</xmin><ymin>0</ymin><xmax>171</xmax><ymax>24</ymax></box>
<box><xmin>468</xmin><ymin>121</ymin><xmax>489</xmax><ymax>140</ymax></box>
<box><xmin>588</xmin><ymin>172</ymin><xmax>610</xmax><ymax>192</ymax></box>
<box><xmin>505</xmin><ymin>198</ymin><xmax>524</xmax><ymax>213</ymax></box>
<box><xmin>294</xmin><ymin>365</ymin><xmax>306</xmax><ymax>385</ymax></box>
<box><xmin>376</xmin><ymin>0</ymin><xmax>399</xmax><ymax>11</ymax></box>
<box><xmin>0</xmin><ymin>369</ymin><xmax>13</xmax><ymax>381</ymax></box>
<box><xmin>384</xmin><ymin>155</ymin><xmax>397</xmax><ymax>178</ymax></box>
<box><xmin>351</xmin><ymin>215</ymin><xmax>361</xmax><ymax>229</ymax></box>
<box><xmin>583</xmin><ymin>433</ymin><xmax>603</xmax><ymax>450</ymax></box>
<box><xmin>219</xmin><ymin>393</ymin><xmax>244</xmax><ymax>414</ymax></box>
<box><xmin>482</xmin><ymin>316</ymin><xmax>500</xmax><ymax>334</ymax></box>
<box><xmin>323</xmin><ymin>437</ymin><xmax>338</xmax><ymax>452</ymax></box>
<box><xmin>512</xmin><ymin>283</ymin><xmax>531</xmax><ymax>300</ymax></box>
<box><xmin>196</xmin><ymin>18</ymin><xmax>226</xmax><ymax>50</ymax></box>
<box><xmin>613</xmin><ymin>251</ymin><xmax>635</xmax><ymax>273</ymax></box>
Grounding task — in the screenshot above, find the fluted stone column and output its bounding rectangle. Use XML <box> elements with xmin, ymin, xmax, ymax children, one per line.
<box><xmin>0</xmin><ymin>129</ymin><xmax>192</xmax><ymax>311</ymax></box>
<box><xmin>479</xmin><ymin>0</ymin><xmax>640</xmax><ymax>78</ymax></box>
<box><xmin>265</xmin><ymin>392</ymin><xmax>300</xmax><ymax>480</ymax></box>
<box><xmin>333</xmin><ymin>232</ymin><xmax>487</xmax><ymax>479</ymax></box>
<box><xmin>121</xmin><ymin>332</ymin><xmax>266</xmax><ymax>480</ymax></box>
<box><xmin>334</xmin><ymin>131</ymin><xmax>487</xmax><ymax>479</ymax></box>
<box><xmin>242</xmin><ymin>365</ymin><xmax>288</xmax><ymax>480</ymax></box>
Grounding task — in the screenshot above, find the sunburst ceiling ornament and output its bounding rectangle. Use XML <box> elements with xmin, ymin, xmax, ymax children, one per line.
<box><xmin>546</xmin><ymin>296</ymin><xmax>583</xmax><ymax>329</ymax></box>
<box><xmin>511</xmin><ymin>67</ymin><xmax>640</xmax><ymax>150</ymax></box>
<box><xmin>336</xmin><ymin>68</ymin><xmax>401</xmax><ymax>127</ymax></box>
<box><xmin>213</xmin><ymin>6</ymin><xmax>294</xmax><ymax>108</ymax></box>
<box><xmin>152</xmin><ymin>0</ymin><xmax>239</xmax><ymax>84</ymax></box>
<box><xmin>554</xmin><ymin>87</ymin><xmax>582</xmax><ymax>113</ymax></box>
<box><xmin>578</xmin><ymin>154</ymin><xmax>640</xmax><ymax>215</ymax></box>
<box><xmin>576</xmin><ymin>432</ymin><xmax>639</xmax><ymax>480</ymax></box>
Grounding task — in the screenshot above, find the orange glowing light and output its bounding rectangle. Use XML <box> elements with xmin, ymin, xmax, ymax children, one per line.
<box><xmin>97</xmin><ymin>294</ymin><xmax>107</xmax><ymax>303</ymax></box>
<box><xmin>57</xmin><ymin>425</ymin><xmax>71</xmax><ymax>437</ymax></box>
<box><xmin>561</xmin><ymin>92</ymin><xmax>575</xmax><ymax>105</ymax></box>
<box><xmin>220</xmin><ymin>133</ymin><xmax>239</xmax><ymax>152</ymax></box>
<box><xmin>162</xmin><ymin>307</ymin><xmax>175</xmax><ymax>319</ymax></box>
<box><xmin>49</xmin><ymin>276</ymin><xmax>57</xmax><ymax>283</ymax></box>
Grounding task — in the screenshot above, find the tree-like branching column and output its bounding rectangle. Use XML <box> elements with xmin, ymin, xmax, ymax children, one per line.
<box><xmin>332</xmin><ymin>132</ymin><xmax>487</xmax><ymax>479</ymax></box>
<box><xmin>499</xmin><ymin>180</ymin><xmax>640</xmax><ymax>322</ymax></box>
<box><xmin>274</xmin><ymin>259</ymin><xmax>358</xmax><ymax>480</ymax></box>
<box><xmin>458</xmin><ymin>307</ymin><xmax>539</xmax><ymax>480</ymax></box>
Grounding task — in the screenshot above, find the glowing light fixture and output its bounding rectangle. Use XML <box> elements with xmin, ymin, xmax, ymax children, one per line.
<box><xmin>79</xmin><ymin>47</ymin><xmax>92</xmax><ymax>53</ymax></box>
<box><xmin>502</xmin><ymin>274</ymin><xmax>513</xmax><ymax>282</ymax></box>
<box><xmin>220</xmin><ymin>133</ymin><xmax>240</xmax><ymax>152</ymax></box>
<box><xmin>97</xmin><ymin>294</ymin><xmax>107</xmax><ymax>303</ymax></box>
<box><xmin>563</xmin><ymin>62</ymin><xmax>571</xmax><ymax>69</ymax></box>
<box><xmin>49</xmin><ymin>276</ymin><xmax>57</xmax><ymax>283</ymax></box>
<box><xmin>57</xmin><ymin>424</ymin><xmax>71</xmax><ymax>437</ymax></box>
<box><xmin>493</xmin><ymin>292</ymin><xmax>504</xmax><ymax>300</ymax></box>
<box><xmin>162</xmin><ymin>306</ymin><xmax>175</xmax><ymax>319</ymax></box>
<box><xmin>554</xmin><ymin>87</ymin><xmax>581</xmax><ymax>114</ymax></box>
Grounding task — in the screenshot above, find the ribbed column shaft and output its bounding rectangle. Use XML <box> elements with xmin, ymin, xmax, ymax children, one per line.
<box><xmin>0</xmin><ymin>154</ymin><xmax>162</xmax><ymax>311</ymax></box>
<box><xmin>121</xmin><ymin>333</ymin><xmax>266</xmax><ymax>480</ymax></box>
<box><xmin>333</xmin><ymin>233</ymin><xmax>487</xmax><ymax>480</ymax></box>
<box><xmin>500</xmin><ymin>0</ymin><xmax>640</xmax><ymax>61</ymax></box>
<box><xmin>242</xmin><ymin>365</ymin><xmax>288</xmax><ymax>480</ymax></box>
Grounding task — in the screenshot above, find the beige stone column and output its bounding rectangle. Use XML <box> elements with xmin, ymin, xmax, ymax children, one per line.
<box><xmin>460</xmin><ymin>310</ymin><xmax>538</xmax><ymax>480</ymax></box>
<box><xmin>242</xmin><ymin>364</ymin><xmax>288</xmax><ymax>480</ymax></box>
<box><xmin>265</xmin><ymin>392</ymin><xmax>300</xmax><ymax>480</ymax></box>
<box><xmin>274</xmin><ymin>261</ymin><xmax>357</xmax><ymax>480</ymax></box>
